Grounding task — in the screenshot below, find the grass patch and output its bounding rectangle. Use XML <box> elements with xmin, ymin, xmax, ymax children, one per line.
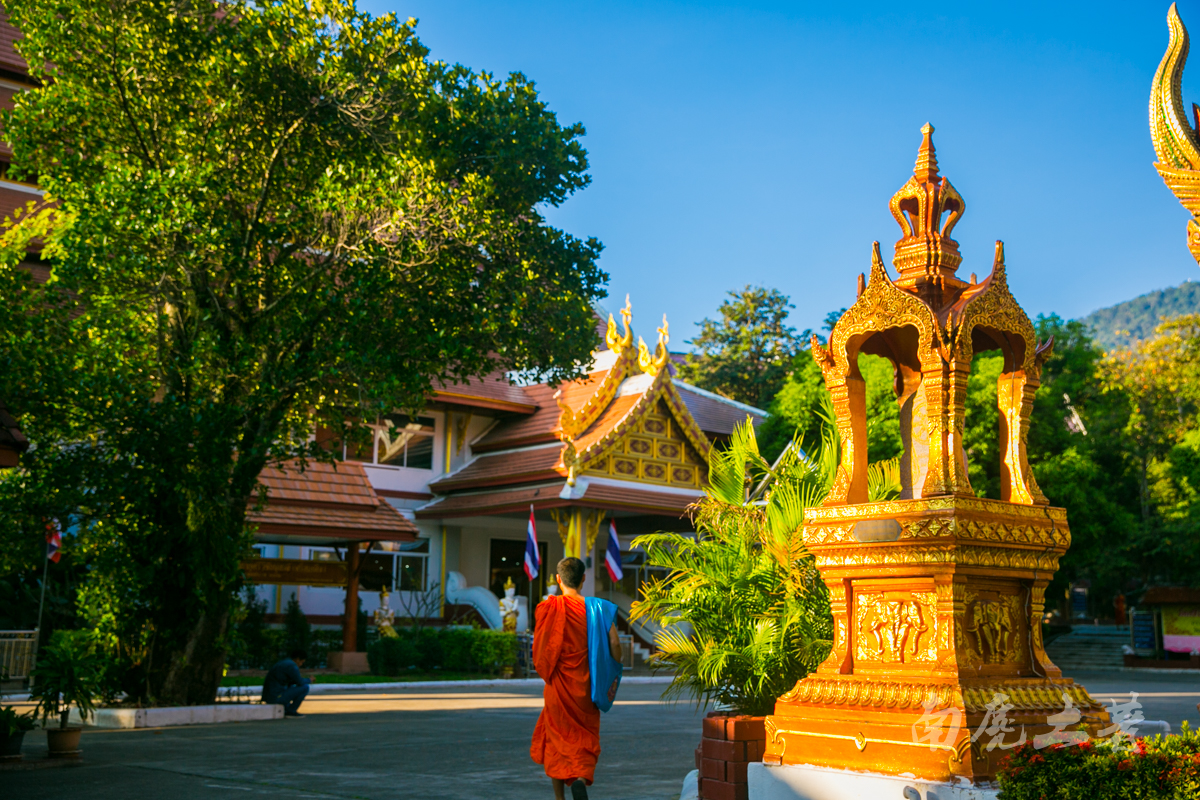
<box><xmin>220</xmin><ymin>672</ymin><xmax>500</xmax><ymax>687</ymax></box>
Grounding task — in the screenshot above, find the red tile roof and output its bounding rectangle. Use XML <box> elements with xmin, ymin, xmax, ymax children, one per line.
<box><xmin>432</xmin><ymin>371</ymin><xmax>537</xmax><ymax>414</ymax></box>
<box><xmin>0</xmin><ymin>13</ymin><xmax>27</xmax><ymax>77</ymax></box>
<box><xmin>415</xmin><ymin>479</ymin><xmax>698</xmax><ymax>519</ymax></box>
<box><xmin>257</xmin><ymin>461</ymin><xmax>380</xmax><ymax>509</ymax></box>
<box><xmin>675</xmin><ymin>383</ymin><xmax>767</xmax><ymax>437</ymax></box>
<box><xmin>250</xmin><ymin>501</ymin><xmax>416</xmax><ymax>543</ymax></box>
<box><xmin>573</xmin><ymin>393</ymin><xmax>640</xmax><ymax>451</ymax></box>
<box><xmin>430</xmin><ymin>445</ymin><xmax>564</xmax><ymax>492</ymax></box>
<box><xmin>472</xmin><ymin>371</ymin><xmax>606</xmax><ymax>452</ymax></box>
<box><xmin>248</xmin><ymin>460</ymin><xmax>416</xmax><ymax>542</ymax></box>
<box><xmin>0</xmin><ymin>399</ymin><xmax>26</xmax><ymax>468</ymax></box>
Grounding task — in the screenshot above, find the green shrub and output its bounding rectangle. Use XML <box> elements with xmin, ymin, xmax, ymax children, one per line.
<box><xmin>413</xmin><ymin>628</ymin><xmax>444</xmax><ymax>671</ymax></box>
<box><xmin>997</xmin><ymin>723</ymin><xmax>1200</xmax><ymax>799</ymax></box>
<box><xmin>0</xmin><ymin>704</ymin><xmax>35</xmax><ymax>735</ymax></box>
<box><xmin>367</xmin><ymin>636</ymin><xmax>419</xmax><ymax>676</ymax></box>
<box><xmin>283</xmin><ymin>595</ymin><xmax>310</xmax><ymax>656</ymax></box>
<box><xmin>440</xmin><ymin>628</ymin><xmax>477</xmax><ymax>671</ymax></box>
<box><xmin>29</xmin><ymin>630</ymin><xmax>104</xmax><ymax>729</ymax></box>
<box><xmin>366</xmin><ymin>628</ymin><xmax>516</xmax><ymax>676</ymax></box>
<box><xmin>470</xmin><ymin>630</ymin><xmax>518</xmax><ymax>675</ymax></box>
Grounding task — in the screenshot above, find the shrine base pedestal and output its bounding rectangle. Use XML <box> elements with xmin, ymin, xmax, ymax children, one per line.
<box><xmin>748</xmin><ymin>762</ymin><xmax>998</xmax><ymax>800</ymax></box>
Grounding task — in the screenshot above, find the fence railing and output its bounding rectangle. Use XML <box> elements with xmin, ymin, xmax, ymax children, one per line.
<box><xmin>0</xmin><ymin>630</ymin><xmax>38</xmax><ymax>682</ymax></box>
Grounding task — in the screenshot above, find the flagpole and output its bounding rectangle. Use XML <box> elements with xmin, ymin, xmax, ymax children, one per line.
<box><xmin>35</xmin><ymin>548</ymin><xmax>49</xmax><ymax>645</ymax></box>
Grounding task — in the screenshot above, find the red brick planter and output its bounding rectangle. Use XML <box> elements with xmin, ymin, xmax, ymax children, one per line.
<box><xmin>696</xmin><ymin>712</ymin><xmax>765</xmax><ymax>800</ymax></box>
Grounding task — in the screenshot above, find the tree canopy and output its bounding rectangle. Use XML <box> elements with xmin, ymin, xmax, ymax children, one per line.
<box><xmin>676</xmin><ymin>286</ymin><xmax>804</xmax><ymax>409</ymax></box>
<box><xmin>0</xmin><ymin>0</ymin><xmax>605</xmax><ymax>704</ymax></box>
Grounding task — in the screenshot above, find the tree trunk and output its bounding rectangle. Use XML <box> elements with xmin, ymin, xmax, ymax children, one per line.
<box><xmin>146</xmin><ymin>609</ymin><xmax>230</xmax><ymax>706</ymax></box>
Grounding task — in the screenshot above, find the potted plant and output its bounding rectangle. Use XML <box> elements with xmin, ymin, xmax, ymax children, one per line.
<box><xmin>631</xmin><ymin>405</ymin><xmax>899</xmax><ymax>800</ymax></box>
<box><xmin>29</xmin><ymin>630</ymin><xmax>103</xmax><ymax>758</ymax></box>
<box><xmin>0</xmin><ymin>705</ymin><xmax>36</xmax><ymax>761</ymax></box>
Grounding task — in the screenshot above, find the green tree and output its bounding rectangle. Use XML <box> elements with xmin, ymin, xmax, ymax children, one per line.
<box><xmin>677</xmin><ymin>286</ymin><xmax>805</xmax><ymax>408</ymax></box>
<box><xmin>0</xmin><ymin>0</ymin><xmax>605</xmax><ymax>704</ymax></box>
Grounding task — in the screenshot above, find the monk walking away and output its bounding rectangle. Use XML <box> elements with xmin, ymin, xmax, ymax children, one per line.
<box><xmin>531</xmin><ymin>557</ymin><xmax>624</xmax><ymax>800</ymax></box>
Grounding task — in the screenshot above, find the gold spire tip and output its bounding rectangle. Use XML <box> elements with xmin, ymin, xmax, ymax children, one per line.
<box><xmin>914</xmin><ymin>123</ymin><xmax>940</xmax><ymax>183</ymax></box>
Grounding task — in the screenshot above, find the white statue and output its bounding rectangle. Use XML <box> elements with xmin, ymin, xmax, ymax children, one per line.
<box><xmin>500</xmin><ymin>577</ymin><xmax>520</xmax><ymax>633</ymax></box>
<box><xmin>542</xmin><ymin>583</ymin><xmax>559</xmax><ymax>603</ymax></box>
<box><xmin>374</xmin><ymin>587</ymin><xmax>398</xmax><ymax>638</ymax></box>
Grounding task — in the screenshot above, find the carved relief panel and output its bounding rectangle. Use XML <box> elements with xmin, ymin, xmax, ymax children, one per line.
<box><xmin>853</xmin><ymin>580</ymin><xmax>938</xmax><ymax>667</ymax></box>
<box><xmin>955</xmin><ymin>584</ymin><xmax>1026</xmax><ymax>671</ymax></box>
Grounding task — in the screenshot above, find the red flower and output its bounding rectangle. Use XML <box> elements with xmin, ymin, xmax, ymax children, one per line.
<box><xmin>1118</xmin><ymin>759</ymin><xmax>1133</xmax><ymax>771</ymax></box>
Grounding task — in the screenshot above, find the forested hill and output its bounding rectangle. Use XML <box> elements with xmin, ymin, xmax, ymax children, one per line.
<box><xmin>1080</xmin><ymin>280</ymin><xmax>1200</xmax><ymax>352</ymax></box>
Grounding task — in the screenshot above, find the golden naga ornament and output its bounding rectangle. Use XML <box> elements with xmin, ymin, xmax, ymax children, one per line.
<box><xmin>1151</xmin><ymin>3</ymin><xmax>1200</xmax><ymax>263</ymax></box>
<box><xmin>764</xmin><ymin>126</ymin><xmax>1109</xmax><ymax>784</ymax></box>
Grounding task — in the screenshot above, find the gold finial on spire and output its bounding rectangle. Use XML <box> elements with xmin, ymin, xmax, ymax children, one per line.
<box><xmin>888</xmin><ymin>124</ymin><xmax>967</xmax><ymax>306</ymax></box>
<box><xmin>913</xmin><ymin>122</ymin><xmax>940</xmax><ymax>183</ymax></box>
<box><xmin>638</xmin><ymin>314</ymin><xmax>671</xmax><ymax>377</ymax></box>
<box><xmin>605</xmin><ymin>294</ymin><xmax>634</xmax><ymax>351</ymax></box>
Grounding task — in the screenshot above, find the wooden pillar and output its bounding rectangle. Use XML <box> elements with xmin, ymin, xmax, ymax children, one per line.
<box><xmin>343</xmin><ymin>541</ymin><xmax>361</xmax><ymax>652</ymax></box>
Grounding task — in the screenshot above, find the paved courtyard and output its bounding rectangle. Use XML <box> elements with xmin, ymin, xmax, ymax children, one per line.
<box><xmin>5</xmin><ymin>670</ymin><xmax>1200</xmax><ymax>800</ymax></box>
<box><xmin>5</xmin><ymin>682</ymin><xmax>705</xmax><ymax>800</ymax></box>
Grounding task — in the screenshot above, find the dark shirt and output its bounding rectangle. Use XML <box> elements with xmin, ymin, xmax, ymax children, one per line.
<box><xmin>262</xmin><ymin>658</ymin><xmax>308</xmax><ymax>702</ymax></box>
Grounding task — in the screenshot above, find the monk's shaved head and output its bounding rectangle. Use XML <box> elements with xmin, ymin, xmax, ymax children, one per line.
<box><xmin>557</xmin><ymin>557</ymin><xmax>585</xmax><ymax>589</ymax></box>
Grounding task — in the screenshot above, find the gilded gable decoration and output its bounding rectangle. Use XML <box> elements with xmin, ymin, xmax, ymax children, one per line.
<box><xmin>637</xmin><ymin>315</ymin><xmax>671</xmax><ymax>377</ymax></box>
<box><xmin>558</xmin><ymin>298</ymin><xmax>640</xmax><ymax>441</ymax></box>
<box><xmin>1151</xmin><ymin>4</ymin><xmax>1200</xmax><ymax>263</ymax></box>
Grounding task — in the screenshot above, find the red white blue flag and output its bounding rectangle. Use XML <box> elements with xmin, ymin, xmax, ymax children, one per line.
<box><xmin>524</xmin><ymin>505</ymin><xmax>540</xmax><ymax>581</ymax></box>
<box><xmin>605</xmin><ymin>520</ymin><xmax>623</xmax><ymax>582</ymax></box>
<box><xmin>45</xmin><ymin>519</ymin><xmax>61</xmax><ymax>563</ymax></box>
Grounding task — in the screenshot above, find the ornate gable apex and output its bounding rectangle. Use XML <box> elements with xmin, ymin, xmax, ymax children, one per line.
<box><xmin>556</xmin><ymin>296</ymin><xmax>638</xmax><ymax>440</ymax></box>
<box><xmin>563</xmin><ymin>363</ymin><xmax>712</xmax><ymax>490</ymax></box>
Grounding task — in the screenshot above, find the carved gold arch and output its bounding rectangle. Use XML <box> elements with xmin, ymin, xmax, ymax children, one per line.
<box><xmin>813</xmin><ymin>242</ymin><xmax>942</xmax><ymax>504</ymax></box>
<box><xmin>949</xmin><ymin>242</ymin><xmax>1047</xmax><ymax>505</ymax></box>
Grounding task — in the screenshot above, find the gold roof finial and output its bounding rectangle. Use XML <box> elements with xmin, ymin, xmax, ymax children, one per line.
<box><xmin>914</xmin><ymin>122</ymin><xmax>940</xmax><ymax>183</ymax></box>
<box><xmin>888</xmin><ymin>123</ymin><xmax>967</xmax><ymax>307</ymax></box>
<box><xmin>605</xmin><ymin>294</ymin><xmax>634</xmax><ymax>351</ymax></box>
<box><xmin>638</xmin><ymin>314</ymin><xmax>670</xmax><ymax>377</ymax></box>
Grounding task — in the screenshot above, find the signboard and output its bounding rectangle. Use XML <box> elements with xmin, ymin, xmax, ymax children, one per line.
<box><xmin>1131</xmin><ymin>610</ymin><xmax>1157</xmax><ymax>654</ymax></box>
<box><xmin>1162</xmin><ymin>605</ymin><xmax>1200</xmax><ymax>654</ymax></box>
<box><xmin>241</xmin><ymin>558</ymin><xmax>347</xmax><ymax>587</ymax></box>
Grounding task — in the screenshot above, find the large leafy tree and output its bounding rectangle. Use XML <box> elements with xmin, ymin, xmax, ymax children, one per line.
<box><xmin>677</xmin><ymin>286</ymin><xmax>805</xmax><ymax>408</ymax></box>
<box><xmin>0</xmin><ymin>0</ymin><xmax>605</xmax><ymax>704</ymax></box>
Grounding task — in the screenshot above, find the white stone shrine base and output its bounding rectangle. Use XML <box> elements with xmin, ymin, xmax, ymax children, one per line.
<box><xmin>69</xmin><ymin>703</ymin><xmax>284</xmax><ymax>729</ymax></box>
<box><xmin>748</xmin><ymin>762</ymin><xmax>999</xmax><ymax>800</ymax></box>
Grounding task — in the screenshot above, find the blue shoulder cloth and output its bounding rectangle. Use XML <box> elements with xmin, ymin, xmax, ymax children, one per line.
<box><xmin>584</xmin><ymin>596</ymin><xmax>622</xmax><ymax>712</ymax></box>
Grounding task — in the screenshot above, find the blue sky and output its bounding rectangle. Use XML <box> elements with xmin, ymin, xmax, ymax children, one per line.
<box><xmin>366</xmin><ymin>0</ymin><xmax>1200</xmax><ymax>345</ymax></box>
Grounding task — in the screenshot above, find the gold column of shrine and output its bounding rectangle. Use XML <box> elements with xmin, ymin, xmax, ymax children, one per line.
<box><xmin>763</xmin><ymin>125</ymin><xmax>1109</xmax><ymax>782</ymax></box>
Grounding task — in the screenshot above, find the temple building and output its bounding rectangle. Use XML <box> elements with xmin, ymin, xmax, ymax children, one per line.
<box><xmin>251</xmin><ymin>300</ymin><xmax>767</xmax><ymax>644</ymax></box>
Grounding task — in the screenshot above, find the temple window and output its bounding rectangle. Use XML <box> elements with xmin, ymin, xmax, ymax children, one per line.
<box><xmin>342</xmin><ymin>414</ymin><xmax>437</xmax><ymax>470</ymax></box>
<box><xmin>397</xmin><ymin>539</ymin><xmax>430</xmax><ymax>591</ymax></box>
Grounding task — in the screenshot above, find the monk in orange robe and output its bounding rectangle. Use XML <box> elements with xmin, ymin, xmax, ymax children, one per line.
<box><xmin>531</xmin><ymin>557</ymin><xmax>621</xmax><ymax>800</ymax></box>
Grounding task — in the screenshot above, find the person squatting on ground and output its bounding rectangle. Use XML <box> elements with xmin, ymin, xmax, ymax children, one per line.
<box><xmin>262</xmin><ymin>648</ymin><xmax>312</xmax><ymax>717</ymax></box>
<box><xmin>531</xmin><ymin>557</ymin><xmax>624</xmax><ymax>800</ymax></box>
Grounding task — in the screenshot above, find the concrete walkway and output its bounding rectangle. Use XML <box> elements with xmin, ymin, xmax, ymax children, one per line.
<box><xmin>5</xmin><ymin>682</ymin><xmax>705</xmax><ymax>800</ymax></box>
<box><xmin>7</xmin><ymin>669</ymin><xmax>1198</xmax><ymax>800</ymax></box>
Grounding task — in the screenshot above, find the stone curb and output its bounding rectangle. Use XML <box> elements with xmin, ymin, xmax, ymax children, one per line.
<box><xmin>218</xmin><ymin>674</ymin><xmax>674</xmax><ymax>695</ymax></box>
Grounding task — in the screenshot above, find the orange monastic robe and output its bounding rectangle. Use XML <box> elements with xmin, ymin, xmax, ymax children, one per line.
<box><xmin>530</xmin><ymin>594</ymin><xmax>601</xmax><ymax>784</ymax></box>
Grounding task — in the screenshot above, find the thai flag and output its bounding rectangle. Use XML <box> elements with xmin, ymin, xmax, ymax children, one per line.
<box><xmin>45</xmin><ymin>519</ymin><xmax>61</xmax><ymax>563</ymax></box>
<box><xmin>524</xmin><ymin>505</ymin><xmax>540</xmax><ymax>580</ymax></box>
<box><xmin>605</xmin><ymin>520</ymin><xmax>623</xmax><ymax>582</ymax></box>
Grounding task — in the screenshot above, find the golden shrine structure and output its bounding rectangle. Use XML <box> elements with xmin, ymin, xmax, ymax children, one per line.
<box><xmin>762</xmin><ymin>125</ymin><xmax>1110</xmax><ymax>784</ymax></box>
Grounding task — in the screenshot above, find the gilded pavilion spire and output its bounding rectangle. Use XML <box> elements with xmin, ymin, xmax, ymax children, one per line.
<box><xmin>888</xmin><ymin>123</ymin><xmax>967</xmax><ymax>307</ymax></box>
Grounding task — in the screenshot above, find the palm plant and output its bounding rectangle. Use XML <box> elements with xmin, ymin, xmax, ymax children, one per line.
<box><xmin>30</xmin><ymin>631</ymin><xmax>103</xmax><ymax>729</ymax></box>
<box><xmin>630</xmin><ymin>395</ymin><xmax>899</xmax><ymax>716</ymax></box>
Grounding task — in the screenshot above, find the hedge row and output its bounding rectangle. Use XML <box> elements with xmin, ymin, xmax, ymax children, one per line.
<box><xmin>367</xmin><ymin>628</ymin><xmax>518</xmax><ymax>676</ymax></box>
<box><xmin>996</xmin><ymin>724</ymin><xmax>1200</xmax><ymax>799</ymax></box>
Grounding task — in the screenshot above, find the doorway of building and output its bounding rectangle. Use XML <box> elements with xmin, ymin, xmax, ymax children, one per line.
<box><xmin>489</xmin><ymin>538</ymin><xmax>547</xmax><ymax>615</ymax></box>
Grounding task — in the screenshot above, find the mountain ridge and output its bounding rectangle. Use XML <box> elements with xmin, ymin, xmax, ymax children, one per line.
<box><xmin>1079</xmin><ymin>280</ymin><xmax>1200</xmax><ymax>352</ymax></box>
